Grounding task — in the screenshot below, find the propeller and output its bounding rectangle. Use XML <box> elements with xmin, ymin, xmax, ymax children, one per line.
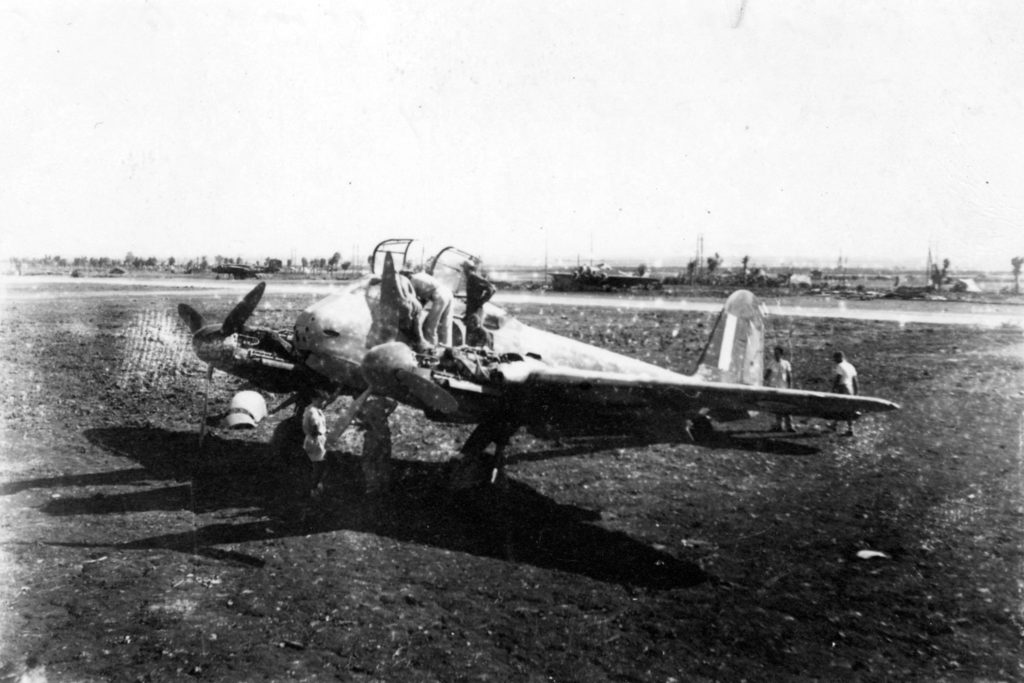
<box><xmin>222</xmin><ymin>281</ymin><xmax>266</xmax><ymax>335</ymax></box>
<box><xmin>177</xmin><ymin>282</ymin><xmax>267</xmax><ymax>446</ymax></box>
<box><xmin>177</xmin><ymin>304</ymin><xmax>205</xmax><ymax>334</ymax></box>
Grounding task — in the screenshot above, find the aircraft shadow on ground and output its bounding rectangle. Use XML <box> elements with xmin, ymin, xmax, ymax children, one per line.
<box><xmin>508</xmin><ymin>428</ymin><xmax>820</xmax><ymax>466</ymax></box>
<box><xmin>37</xmin><ymin>427</ymin><xmax>707</xmax><ymax>589</ymax></box>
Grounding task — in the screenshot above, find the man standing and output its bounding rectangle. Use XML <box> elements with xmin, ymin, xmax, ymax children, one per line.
<box><xmin>357</xmin><ymin>396</ymin><xmax>397</xmax><ymax>499</ymax></box>
<box><xmin>830</xmin><ymin>351</ymin><xmax>859</xmax><ymax>436</ymax></box>
<box><xmin>462</xmin><ymin>261</ymin><xmax>496</xmax><ymax>348</ymax></box>
<box><xmin>408</xmin><ymin>270</ymin><xmax>454</xmax><ymax>347</ymax></box>
<box><xmin>302</xmin><ymin>394</ymin><xmax>330</xmax><ymax>499</ymax></box>
<box><xmin>764</xmin><ymin>346</ymin><xmax>795</xmax><ymax>432</ymax></box>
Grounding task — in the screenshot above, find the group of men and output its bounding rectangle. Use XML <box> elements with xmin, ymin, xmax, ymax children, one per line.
<box><xmin>765</xmin><ymin>347</ymin><xmax>860</xmax><ymax>436</ymax></box>
<box><xmin>300</xmin><ymin>260</ymin><xmax>498</xmax><ymax>502</ymax></box>
<box><xmin>370</xmin><ymin>260</ymin><xmax>497</xmax><ymax>352</ymax></box>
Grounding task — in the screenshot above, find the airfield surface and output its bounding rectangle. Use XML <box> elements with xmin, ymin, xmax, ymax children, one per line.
<box><xmin>1</xmin><ymin>281</ymin><xmax>1022</xmax><ymax>680</ymax></box>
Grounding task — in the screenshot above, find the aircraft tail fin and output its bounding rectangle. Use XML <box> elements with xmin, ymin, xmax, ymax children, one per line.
<box><xmin>368</xmin><ymin>252</ymin><xmax>424</xmax><ymax>348</ymax></box>
<box><xmin>694</xmin><ymin>290</ymin><xmax>765</xmax><ymax>386</ymax></box>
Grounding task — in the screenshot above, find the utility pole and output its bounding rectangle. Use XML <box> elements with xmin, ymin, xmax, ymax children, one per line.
<box><xmin>542</xmin><ymin>226</ymin><xmax>548</xmax><ymax>280</ymax></box>
<box><xmin>694</xmin><ymin>234</ymin><xmax>704</xmax><ymax>284</ymax></box>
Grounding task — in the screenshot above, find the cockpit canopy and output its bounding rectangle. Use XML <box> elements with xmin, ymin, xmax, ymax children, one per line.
<box><xmin>368</xmin><ymin>239</ymin><xmax>483</xmax><ymax>301</ymax></box>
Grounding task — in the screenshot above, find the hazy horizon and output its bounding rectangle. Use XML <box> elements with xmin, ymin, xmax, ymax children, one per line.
<box><xmin>2</xmin><ymin>2</ymin><xmax>1021</xmax><ymax>271</ymax></box>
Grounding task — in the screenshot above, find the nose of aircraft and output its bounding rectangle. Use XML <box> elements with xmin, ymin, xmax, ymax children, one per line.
<box><xmin>191</xmin><ymin>326</ymin><xmax>233</xmax><ymax>366</ymax></box>
<box><xmin>292</xmin><ymin>296</ymin><xmax>373</xmax><ymax>389</ymax></box>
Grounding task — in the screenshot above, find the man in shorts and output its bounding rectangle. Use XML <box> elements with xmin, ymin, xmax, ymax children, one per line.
<box><xmin>407</xmin><ymin>270</ymin><xmax>454</xmax><ymax>347</ymax></box>
<box><xmin>302</xmin><ymin>394</ymin><xmax>330</xmax><ymax>498</ymax></box>
<box><xmin>830</xmin><ymin>351</ymin><xmax>860</xmax><ymax>436</ymax></box>
<box><xmin>764</xmin><ymin>346</ymin><xmax>795</xmax><ymax>432</ymax></box>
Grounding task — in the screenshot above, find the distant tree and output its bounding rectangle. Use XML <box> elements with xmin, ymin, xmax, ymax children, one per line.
<box><xmin>1012</xmin><ymin>256</ymin><xmax>1023</xmax><ymax>294</ymax></box>
<box><xmin>124</xmin><ymin>251</ymin><xmax>134</xmax><ymax>266</ymax></box>
<box><xmin>340</xmin><ymin>261</ymin><xmax>352</xmax><ymax>272</ymax></box>
<box><xmin>706</xmin><ymin>253</ymin><xmax>722</xmax><ymax>279</ymax></box>
<box><xmin>329</xmin><ymin>251</ymin><xmax>342</xmax><ymax>272</ymax></box>
<box><xmin>636</xmin><ymin>263</ymin><xmax>647</xmax><ymax>277</ymax></box>
<box><xmin>686</xmin><ymin>259</ymin><xmax>697</xmax><ymax>284</ymax></box>
<box><xmin>301</xmin><ymin>256</ymin><xmax>309</xmax><ymax>269</ymax></box>
<box><xmin>741</xmin><ymin>255</ymin><xmax>750</xmax><ymax>283</ymax></box>
<box><xmin>167</xmin><ymin>256</ymin><xmax>175</xmax><ymax>267</ymax></box>
<box><xmin>931</xmin><ymin>258</ymin><xmax>951</xmax><ymax>289</ymax></box>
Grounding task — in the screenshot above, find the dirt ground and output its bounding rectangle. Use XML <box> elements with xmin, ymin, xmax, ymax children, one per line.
<box><xmin>1</xmin><ymin>282</ymin><xmax>1021</xmax><ymax>681</ymax></box>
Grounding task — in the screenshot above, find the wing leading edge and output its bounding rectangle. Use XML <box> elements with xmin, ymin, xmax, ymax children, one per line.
<box><xmin>501</xmin><ymin>365</ymin><xmax>900</xmax><ymax>421</ymax></box>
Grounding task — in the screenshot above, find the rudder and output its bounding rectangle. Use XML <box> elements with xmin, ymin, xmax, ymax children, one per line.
<box><xmin>694</xmin><ymin>290</ymin><xmax>765</xmax><ymax>385</ymax></box>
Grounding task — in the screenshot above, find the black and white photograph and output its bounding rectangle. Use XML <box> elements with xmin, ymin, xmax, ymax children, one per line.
<box><xmin>1</xmin><ymin>2</ymin><xmax>1021</xmax><ymax>680</ymax></box>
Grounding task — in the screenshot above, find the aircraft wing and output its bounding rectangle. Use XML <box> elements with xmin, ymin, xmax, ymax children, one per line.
<box><xmin>496</xmin><ymin>365</ymin><xmax>899</xmax><ymax>420</ymax></box>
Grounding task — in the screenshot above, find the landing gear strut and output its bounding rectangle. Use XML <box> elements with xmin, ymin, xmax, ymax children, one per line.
<box><xmin>688</xmin><ymin>415</ymin><xmax>715</xmax><ymax>443</ymax></box>
<box><xmin>449</xmin><ymin>419</ymin><xmax>518</xmax><ymax>491</ymax></box>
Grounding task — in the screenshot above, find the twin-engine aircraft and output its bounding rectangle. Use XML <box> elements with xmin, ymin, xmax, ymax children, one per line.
<box><xmin>178</xmin><ymin>239</ymin><xmax>898</xmax><ymax>472</ymax></box>
<box><xmin>211</xmin><ymin>263</ymin><xmax>280</xmax><ymax>280</ymax></box>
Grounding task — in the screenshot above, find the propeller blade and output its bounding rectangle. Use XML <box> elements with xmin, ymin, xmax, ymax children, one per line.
<box><xmin>328</xmin><ymin>388</ymin><xmax>373</xmax><ymax>445</ymax></box>
<box><xmin>396</xmin><ymin>368</ymin><xmax>459</xmax><ymax>414</ymax></box>
<box><xmin>360</xmin><ymin>341</ymin><xmax>457</xmax><ymax>413</ymax></box>
<box><xmin>177</xmin><ymin>304</ymin><xmax>205</xmax><ymax>334</ymax></box>
<box><xmin>221</xmin><ymin>282</ymin><xmax>266</xmax><ymax>336</ymax></box>
<box><xmin>267</xmin><ymin>394</ymin><xmax>299</xmax><ymax>417</ymax></box>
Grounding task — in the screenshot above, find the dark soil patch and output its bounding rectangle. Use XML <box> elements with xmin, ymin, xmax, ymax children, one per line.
<box><xmin>1</xmin><ymin>286</ymin><xmax>1021</xmax><ymax>681</ymax></box>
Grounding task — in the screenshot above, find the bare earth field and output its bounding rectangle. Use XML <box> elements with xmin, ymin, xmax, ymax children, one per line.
<box><xmin>1</xmin><ymin>283</ymin><xmax>1022</xmax><ymax>681</ymax></box>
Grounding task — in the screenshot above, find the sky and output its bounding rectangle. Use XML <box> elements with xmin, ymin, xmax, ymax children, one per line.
<box><xmin>2</xmin><ymin>1</ymin><xmax>1022</xmax><ymax>270</ymax></box>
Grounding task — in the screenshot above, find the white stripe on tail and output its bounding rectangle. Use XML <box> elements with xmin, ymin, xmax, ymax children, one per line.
<box><xmin>694</xmin><ymin>290</ymin><xmax>765</xmax><ymax>386</ymax></box>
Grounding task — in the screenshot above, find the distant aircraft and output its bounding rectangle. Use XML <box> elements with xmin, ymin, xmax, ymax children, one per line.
<box><xmin>178</xmin><ymin>240</ymin><xmax>899</xmax><ymax>483</ymax></box>
<box><xmin>211</xmin><ymin>263</ymin><xmax>279</xmax><ymax>280</ymax></box>
<box><xmin>549</xmin><ymin>263</ymin><xmax>662</xmax><ymax>292</ymax></box>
